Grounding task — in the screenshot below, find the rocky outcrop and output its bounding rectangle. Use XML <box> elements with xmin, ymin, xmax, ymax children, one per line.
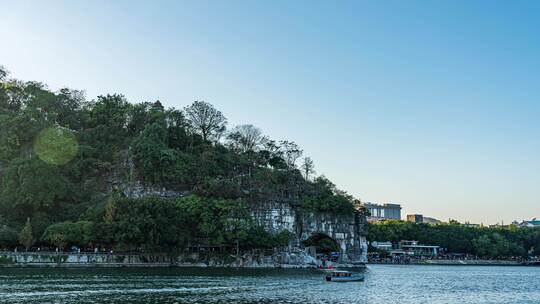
<box><xmin>250</xmin><ymin>201</ymin><xmax>297</xmax><ymax>234</ymax></box>
<box><xmin>250</xmin><ymin>201</ymin><xmax>368</xmax><ymax>264</ymax></box>
<box><xmin>116</xmin><ymin>182</ymin><xmax>368</xmax><ymax>265</ymax></box>
<box><xmin>120</xmin><ymin>181</ymin><xmax>188</xmax><ymax>198</ymax></box>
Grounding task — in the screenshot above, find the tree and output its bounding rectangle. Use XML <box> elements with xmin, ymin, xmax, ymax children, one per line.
<box><xmin>227</xmin><ymin>124</ymin><xmax>264</xmax><ymax>152</ymax></box>
<box><xmin>366</xmin><ymin>220</ymin><xmax>538</xmax><ymax>258</ymax></box>
<box><xmin>472</xmin><ymin>233</ymin><xmax>525</xmax><ymax>258</ymax></box>
<box><xmin>184</xmin><ymin>101</ymin><xmax>227</xmax><ymax>142</ymax></box>
<box><xmin>165</xmin><ymin>109</ymin><xmax>190</xmax><ymax>150</ymax></box>
<box><xmin>132</xmin><ymin>122</ymin><xmax>179</xmax><ymax>184</ymax></box>
<box><xmin>302</xmin><ymin>176</ymin><xmax>355</xmax><ymax>214</ymax></box>
<box><xmin>1</xmin><ymin>67</ymin><xmax>368</xmax><ymax>254</ymax></box>
<box><xmin>173</xmin><ymin>195</ymin><xmax>252</xmax><ymax>246</ymax></box>
<box><xmin>83</xmin><ymin>94</ymin><xmax>130</xmax><ymax>163</ymax></box>
<box><xmin>300</xmin><ymin>157</ymin><xmax>315</xmax><ymax>180</ymax></box>
<box><xmin>33</xmin><ymin>126</ymin><xmax>79</xmax><ymax>165</ymax></box>
<box><xmin>279</xmin><ymin>140</ymin><xmax>302</xmax><ymax>168</ymax></box>
<box><xmin>0</xmin><ymin>158</ymin><xmax>71</xmax><ymax>222</ymax></box>
<box><xmin>0</xmin><ymin>65</ymin><xmax>7</xmax><ymax>80</ymax></box>
<box><xmin>259</xmin><ymin>139</ymin><xmax>287</xmax><ymax>169</ymax></box>
<box><xmin>0</xmin><ymin>82</ymin><xmax>54</xmax><ymax>160</ymax></box>
<box><xmin>19</xmin><ymin>218</ymin><xmax>34</xmax><ymax>251</ymax></box>
<box><xmin>104</xmin><ymin>196</ymin><xmax>189</xmax><ymax>250</ymax></box>
<box><xmin>273</xmin><ymin>230</ymin><xmax>293</xmax><ymax>248</ymax></box>
<box><xmin>42</xmin><ymin>221</ymin><xmax>94</xmax><ymax>249</ymax></box>
<box><xmin>0</xmin><ymin>225</ymin><xmax>18</xmax><ymax>248</ymax></box>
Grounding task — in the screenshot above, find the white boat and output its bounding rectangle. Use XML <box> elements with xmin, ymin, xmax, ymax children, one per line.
<box><xmin>325</xmin><ymin>270</ymin><xmax>364</xmax><ymax>282</ymax></box>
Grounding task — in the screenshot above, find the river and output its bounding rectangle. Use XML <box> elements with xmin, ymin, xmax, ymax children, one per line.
<box><xmin>1</xmin><ymin>265</ymin><xmax>539</xmax><ymax>303</ymax></box>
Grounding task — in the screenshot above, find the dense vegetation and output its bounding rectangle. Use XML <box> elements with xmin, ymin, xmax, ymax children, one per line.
<box><xmin>0</xmin><ymin>66</ymin><xmax>356</xmax><ymax>251</ymax></box>
<box><xmin>368</xmin><ymin>220</ymin><xmax>540</xmax><ymax>258</ymax></box>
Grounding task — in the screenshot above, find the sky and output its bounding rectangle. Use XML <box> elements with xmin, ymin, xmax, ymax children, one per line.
<box><xmin>1</xmin><ymin>0</ymin><xmax>540</xmax><ymax>224</ymax></box>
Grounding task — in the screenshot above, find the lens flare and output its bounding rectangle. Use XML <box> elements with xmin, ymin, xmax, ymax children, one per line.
<box><xmin>34</xmin><ymin>127</ymin><xmax>79</xmax><ymax>165</ymax></box>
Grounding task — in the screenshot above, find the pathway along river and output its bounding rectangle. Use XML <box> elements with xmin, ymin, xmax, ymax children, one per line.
<box><xmin>1</xmin><ymin>265</ymin><xmax>539</xmax><ymax>303</ymax></box>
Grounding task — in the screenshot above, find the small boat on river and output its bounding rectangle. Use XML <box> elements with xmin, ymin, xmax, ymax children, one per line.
<box><xmin>325</xmin><ymin>270</ymin><xmax>364</xmax><ymax>282</ymax></box>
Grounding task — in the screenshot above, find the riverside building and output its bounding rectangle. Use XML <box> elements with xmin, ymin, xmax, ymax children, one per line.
<box><xmin>363</xmin><ymin>202</ymin><xmax>402</xmax><ymax>221</ymax></box>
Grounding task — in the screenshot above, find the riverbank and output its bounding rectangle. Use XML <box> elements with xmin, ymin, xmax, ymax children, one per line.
<box><xmin>368</xmin><ymin>259</ymin><xmax>536</xmax><ymax>266</ymax></box>
<box><xmin>0</xmin><ymin>251</ymin><xmax>365</xmax><ymax>269</ymax></box>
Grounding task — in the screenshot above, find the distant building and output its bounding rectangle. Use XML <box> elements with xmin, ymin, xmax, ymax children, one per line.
<box><xmin>423</xmin><ymin>217</ymin><xmax>442</xmax><ymax>225</ymax></box>
<box><xmin>364</xmin><ymin>202</ymin><xmax>402</xmax><ymax>221</ymax></box>
<box><xmin>370</xmin><ymin>241</ymin><xmax>392</xmax><ymax>251</ymax></box>
<box><xmin>396</xmin><ymin>240</ymin><xmax>439</xmax><ymax>256</ymax></box>
<box><xmin>406</xmin><ymin>214</ymin><xmax>442</xmax><ymax>225</ymax></box>
<box><xmin>407</xmin><ymin>214</ymin><xmax>424</xmax><ymax>223</ymax></box>
<box><xmin>375</xmin><ymin>240</ymin><xmax>439</xmax><ymax>257</ymax></box>
<box><xmin>517</xmin><ymin>218</ymin><xmax>540</xmax><ymax>228</ymax></box>
<box><xmin>370</xmin><ymin>240</ymin><xmax>440</xmax><ymax>257</ymax></box>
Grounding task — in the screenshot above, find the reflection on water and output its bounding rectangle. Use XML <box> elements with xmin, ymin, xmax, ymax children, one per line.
<box><xmin>1</xmin><ymin>265</ymin><xmax>539</xmax><ymax>304</ymax></box>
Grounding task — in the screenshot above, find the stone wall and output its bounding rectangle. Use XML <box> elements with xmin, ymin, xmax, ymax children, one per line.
<box><xmin>0</xmin><ymin>251</ymin><xmax>321</xmax><ymax>268</ymax></box>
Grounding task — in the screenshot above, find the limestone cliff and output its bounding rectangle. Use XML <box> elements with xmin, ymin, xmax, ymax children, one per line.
<box><xmin>119</xmin><ymin>182</ymin><xmax>368</xmax><ymax>265</ymax></box>
<box><xmin>251</xmin><ymin>201</ymin><xmax>368</xmax><ymax>264</ymax></box>
<box><xmin>115</xmin><ymin>155</ymin><xmax>368</xmax><ymax>265</ymax></box>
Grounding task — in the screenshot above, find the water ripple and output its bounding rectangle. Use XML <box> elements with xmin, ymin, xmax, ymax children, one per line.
<box><xmin>0</xmin><ymin>266</ymin><xmax>539</xmax><ymax>304</ymax></box>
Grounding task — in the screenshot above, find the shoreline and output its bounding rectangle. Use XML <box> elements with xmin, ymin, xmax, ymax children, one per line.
<box><xmin>368</xmin><ymin>260</ymin><xmax>539</xmax><ymax>266</ymax></box>
<box><xmin>0</xmin><ymin>263</ymin><xmax>366</xmax><ymax>269</ymax></box>
<box><xmin>2</xmin><ymin>261</ymin><xmax>538</xmax><ymax>268</ymax></box>
<box><xmin>2</xmin><ymin>252</ymin><xmax>537</xmax><ymax>268</ymax></box>
<box><xmin>0</xmin><ymin>251</ymin><xmax>366</xmax><ymax>269</ymax></box>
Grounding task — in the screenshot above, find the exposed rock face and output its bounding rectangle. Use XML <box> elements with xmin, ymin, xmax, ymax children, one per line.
<box><xmin>109</xmin><ymin>152</ymin><xmax>189</xmax><ymax>198</ymax></box>
<box><xmin>250</xmin><ymin>201</ymin><xmax>297</xmax><ymax>234</ymax></box>
<box><xmin>120</xmin><ymin>181</ymin><xmax>188</xmax><ymax>198</ymax></box>
<box><xmin>119</xmin><ymin>183</ymin><xmax>368</xmax><ymax>265</ymax></box>
<box><xmin>250</xmin><ymin>201</ymin><xmax>368</xmax><ymax>264</ymax></box>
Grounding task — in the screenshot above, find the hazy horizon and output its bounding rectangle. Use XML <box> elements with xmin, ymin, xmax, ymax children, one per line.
<box><xmin>2</xmin><ymin>0</ymin><xmax>539</xmax><ymax>224</ymax></box>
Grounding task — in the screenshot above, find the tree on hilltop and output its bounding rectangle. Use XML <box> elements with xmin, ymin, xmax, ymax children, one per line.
<box><xmin>280</xmin><ymin>140</ymin><xmax>303</xmax><ymax>168</ymax></box>
<box><xmin>301</xmin><ymin>157</ymin><xmax>315</xmax><ymax>180</ymax></box>
<box><xmin>184</xmin><ymin>100</ymin><xmax>227</xmax><ymax>142</ymax></box>
<box><xmin>227</xmin><ymin>124</ymin><xmax>265</xmax><ymax>152</ymax></box>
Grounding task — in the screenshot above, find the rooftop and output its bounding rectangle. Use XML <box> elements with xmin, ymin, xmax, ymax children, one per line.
<box><xmin>364</xmin><ymin>202</ymin><xmax>402</xmax><ymax>208</ymax></box>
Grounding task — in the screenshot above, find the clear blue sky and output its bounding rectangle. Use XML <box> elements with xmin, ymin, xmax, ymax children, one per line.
<box><xmin>2</xmin><ymin>0</ymin><xmax>540</xmax><ymax>224</ymax></box>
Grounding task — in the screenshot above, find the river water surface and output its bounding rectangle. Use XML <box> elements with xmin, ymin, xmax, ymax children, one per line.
<box><xmin>1</xmin><ymin>265</ymin><xmax>539</xmax><ymax>304</ymax></box>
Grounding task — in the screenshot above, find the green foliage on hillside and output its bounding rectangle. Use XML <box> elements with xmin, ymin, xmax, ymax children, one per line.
<box><xmin>0</xmin><ymin>65</ymin><xmax>355</xmax><ymax>251</ymax></box>
<box><xmin>0</xmin><ymin>224</ymin><xmax>18</xmax><ymax>247</ymax></box>
<box><xmin>42</xmin><ymin>221</ymin><xmax>94</xmax><ymax>249</ymax></box>
<box><xmin>368</xmin><ymin>220</ymin><xmax>540</xmax><ymax>258</ymax></box>
<box><xmin>301</xmin><ymin>176</ymin><xmax>356</xmax><ymax>214</ymax></box>
<box><xmin>100</xmin><ymin>195</ymin><xmax>292</xmax><ymax>251</ymax></box>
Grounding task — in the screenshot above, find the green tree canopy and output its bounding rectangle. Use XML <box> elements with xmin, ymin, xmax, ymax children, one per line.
<box><xmin>19</xmin><ymin>218</ymin><xmax>34</xmax><ymax>251</ymax></box>
<box><xmin>42</xmin><ymin>221</ymin><xmax>94</xmax><ymax>249</ymax></box>
<box><xmin>0</xmin><ymin>67</ymin><xmax>359</xmax><ymax>252</ymax></box>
